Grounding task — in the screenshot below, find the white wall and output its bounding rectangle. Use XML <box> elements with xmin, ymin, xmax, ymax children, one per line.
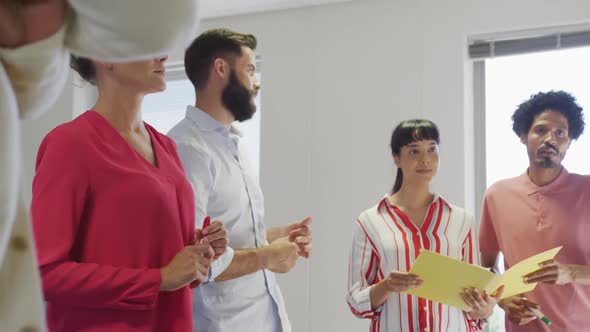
<box><xmin>21</xmin><ymin>70</ymin><xmax>96</xmax><ymax>204</ymax></box>
<box><xmin>18</xmin><ymin>1</ymin><xmax>590</xmax><ymax>331</ymax></box>
<box><xmin>21</xmin><ymin>71</ymin><xmax>73</xmax><ymax>204</ymax></box>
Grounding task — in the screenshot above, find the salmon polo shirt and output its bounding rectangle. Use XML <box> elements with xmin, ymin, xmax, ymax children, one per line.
<box><xmin>479</xmin><ymin>168</ymin><xmax>590</xmax><ymax>332</ymax></box>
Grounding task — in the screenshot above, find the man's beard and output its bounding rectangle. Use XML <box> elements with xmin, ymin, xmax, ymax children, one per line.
<box><xmin>535</xmin><ymin>143</ymin><xmax>559</xmax><ymax>168</ymax></box>
<box><xmin>222</xmin><ymin>70</ymin><xmax>256</xmax><ymax>122</ymax></box>
<box><xmin>536</xmin><ymin>157</ymin><xmax>556</xmax><ymax>168</ymax></box>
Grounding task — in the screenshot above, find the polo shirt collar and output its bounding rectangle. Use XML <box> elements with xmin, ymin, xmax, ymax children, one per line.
<box><xmin>521</xmin><ymin>166</ymin><xmax>569</xmax><ymax>195</ymax></box>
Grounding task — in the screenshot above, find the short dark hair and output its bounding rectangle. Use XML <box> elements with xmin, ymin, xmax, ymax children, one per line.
<box><xmin>512</xmin><ymin>90</ymin><xmax>585</xmax><ymax>139</ymax></box>
<box><xmin>184</xmin><ymin>28</ymin><xmax>257</xmax><ymax>89</ymax></box>
<box><xmin>390</xmin><ymin>119</ymin><xmax>440</xmax><ymax>194</ymax></box>
<box><xmin>70</xmin><ymin>55</ymin><xmax>97</xmax><ymax>85</ymax></box>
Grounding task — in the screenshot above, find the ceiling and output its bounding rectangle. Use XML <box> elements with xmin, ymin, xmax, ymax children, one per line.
<box><xmin>200</xmin><ymin>0</ymin><xmax>354</xmax><ymax>18</ymax></box>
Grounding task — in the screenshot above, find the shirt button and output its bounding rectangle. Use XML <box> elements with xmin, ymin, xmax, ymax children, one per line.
<box><xmin>10</xmin><ymin>235</ymin><xmax>28</xmax><ymax>252</ymax></box>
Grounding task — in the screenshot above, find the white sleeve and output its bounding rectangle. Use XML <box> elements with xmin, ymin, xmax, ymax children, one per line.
<box><xmin>460</xmin><ymin>212</ymin><xmax>481</xmax><ymax>266</ymax></box>
<box><xmin>65</xmin><ymin>0</ymin><xmax>200</xmax><ymax>61</ymax></box>
<box><xmin>205</xmin><ymin>248</ymin><xmax>235</xmax><ymax>283</ymax></box>
<box><xmin>459</xmin><ymin>212</ymin><xmax>486</xmax><ymax>331</ymax></box>
<box><xmin>173</xmin><ymin>140</ymin><xmax>235</xmax><ymax>281</ymax></box>
<box><xmin>347</xmin><ymin>218</ymin><xmax>382</xmax><ymax>319</ymax></box>
<box><xmin>0</xmin><ymin>25</ymin><xmax>69</xmax><ymax>119</ymax></box>
<box><xmin>0</xmin><ymin>64</ymin><xmax>20</xmax><ymax>266</ymax></box>
<box><xmin>174</xmin><ymin>141</ymin><xmax>213</xmax><ymax>227</ymax></box>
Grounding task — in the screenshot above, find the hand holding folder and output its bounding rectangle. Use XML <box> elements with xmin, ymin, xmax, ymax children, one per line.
<box><xmin>406</xmin><ymin>247</ymin><xmax>562</xmax><ymax>310</ymax></box>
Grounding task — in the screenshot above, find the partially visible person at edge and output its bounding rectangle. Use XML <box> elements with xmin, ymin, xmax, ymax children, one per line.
<box><xmin>0</xmin><ymin>1</ymin><xmax>200</xmax><ymax>330</ymax></box>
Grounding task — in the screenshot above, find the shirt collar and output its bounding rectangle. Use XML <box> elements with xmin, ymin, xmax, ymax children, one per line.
<box><xmin>520</xmin><ymin>166</ymin><xmax>569</xmax><ymax>195</ymax></box>
<box><xmin>382</xmin><ymin>193</ymin><xmax>448</xmax><ymax>209</ymax></box>
<box><xmin>185</xmin><ymin>105</ymin><xmax>243</xmax><ymax>138</ymax></box>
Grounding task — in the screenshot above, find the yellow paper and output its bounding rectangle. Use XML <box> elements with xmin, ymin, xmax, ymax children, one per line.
<box><xmin>406</xmin><ymin>247</ymin><xmax>562</xmax><ymax>310</ymax></box>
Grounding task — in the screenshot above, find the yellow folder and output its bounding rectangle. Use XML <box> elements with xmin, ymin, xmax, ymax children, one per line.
<box><xmin>406</xmin><ymin>247</ymin><xmax>562</xmax><ymax>310</ymax></box>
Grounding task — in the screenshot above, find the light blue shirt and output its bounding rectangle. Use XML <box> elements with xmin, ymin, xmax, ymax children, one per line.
<box><xmin>168</xmin><ymin>106</ymin><xmax>290</xmax><ymax>332</ymax></box>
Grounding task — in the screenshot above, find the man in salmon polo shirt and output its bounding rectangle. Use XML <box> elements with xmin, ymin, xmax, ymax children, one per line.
<box><xmin>479</xmin><ymin>90</ymin><xmax>590</xmax><ymax>332</ymax></box>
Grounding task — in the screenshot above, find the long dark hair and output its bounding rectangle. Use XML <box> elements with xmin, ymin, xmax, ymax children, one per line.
<box><xmin>390</xmin><ymin>119</ymin><xmax>440</xmax><ymax>194</ymax></box>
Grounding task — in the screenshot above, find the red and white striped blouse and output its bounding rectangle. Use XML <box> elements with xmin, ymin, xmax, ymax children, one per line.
<box><xmin>347</xmin><ymin>195</ymin><xmax>483</xmax><ymax>332</ymax></box>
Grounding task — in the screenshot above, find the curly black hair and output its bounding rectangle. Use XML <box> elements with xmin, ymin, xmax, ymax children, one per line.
<box><xmin>512</xmin><ymin>90</ymin><xmax>585</xmax><ymax>140</ymax></box>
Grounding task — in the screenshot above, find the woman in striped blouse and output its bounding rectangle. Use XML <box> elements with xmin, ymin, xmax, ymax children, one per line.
<box><xmin>347</xmin><ymin>119</ymin><xmax>500</xmax><ymax>332</ymax></box>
